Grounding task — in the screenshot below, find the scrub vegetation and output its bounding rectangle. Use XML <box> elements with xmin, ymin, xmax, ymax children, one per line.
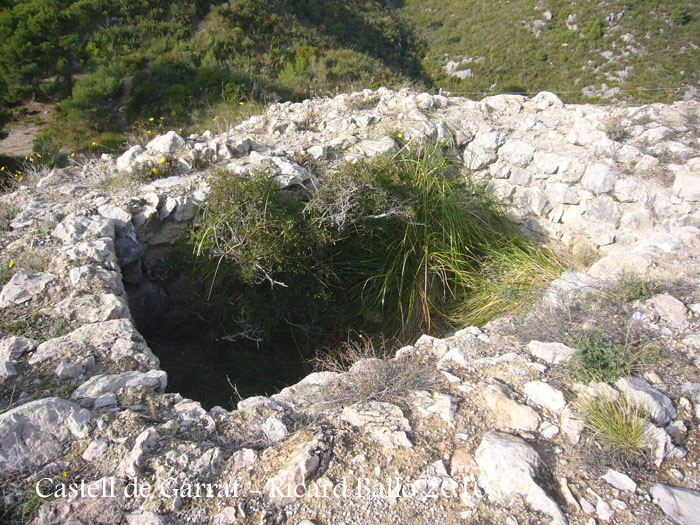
<box><xmin>190</xmin><ymin>145</ymin><xmax>563</xmax><ymax>356</ymax></box>
<box><xmin>0</xmin><ymin>0</ymin><xmax>697</xmax><ymax>155</ymax></box>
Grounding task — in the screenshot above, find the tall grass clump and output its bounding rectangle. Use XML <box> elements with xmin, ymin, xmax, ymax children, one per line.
<box><xmin>191</xmin><ymin>145</ymin><xmax>564</xmax><ymax>350</ymax></box>
<box><xmin>309</xmin><ymin>144</ymin><xmax>563</xmax><ymax>336</ymax></box>
<box><xmin>576</xmin><ymin>395</ymin><xmax>651</xmax><ymax>457</ymax></box>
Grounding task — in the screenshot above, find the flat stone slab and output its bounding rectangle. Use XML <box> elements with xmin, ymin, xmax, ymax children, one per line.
<box><xmin>341</xmin><ymin>401</ymin><xmax>412</xmax><ymax>449</ymax></box>
<box><xmin>0</xmin><ymin>270</ymin><xmax>56</xmax><ymax>308</ymax></box>
<box><xmin>651</xmin><ymin>483</ymin><xmax>700</xmax><ymax>525</ymax></box>
<box><xmin>0</xmin><ymin>397</ymin><xmax>90</xmax><ymax>473</ymax></box>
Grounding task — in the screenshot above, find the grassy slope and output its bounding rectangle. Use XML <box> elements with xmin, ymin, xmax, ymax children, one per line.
<box><xmin>1</xmin><ymin>0</ymin><xmax>698</xmax><ymax>157</ymax></box>
<box><xmin>401</xmin><ymin>0</ymin><xmax>700</xmax><ymax>103</ymax></box>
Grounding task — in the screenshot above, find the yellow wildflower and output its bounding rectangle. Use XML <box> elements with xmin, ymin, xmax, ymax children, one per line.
<box><xmin>397</xmin><ymin>133</ymin><xmax>403</xmax><ymax>139</ymax></box>
<box><xmin>91</xmin><ymin>142</ymin><xmax>97</xmax><ymax>146</ymax></box>
<box><xmin>159</xmin><ymin>158</ymin><xmax>165</xmax><ymax>163</ymax></box>
<box><xmin>71</xmin><ymin>153</ymin><xmax>75</xmax><ymax>157</ymax></box>
<box><xmin>149</xmin><ymin>117</ymin><xmax>155</xmax><ymax>122</ymax></box>
<box><xmin>152</xmin><ymin>168</ymin><xmax>158</xmax><ymax>174</ymax></box>
<box><xmin>8</xmin><ymin>261</ymin><xmax>14</xmax><ymax>268</ymax></box>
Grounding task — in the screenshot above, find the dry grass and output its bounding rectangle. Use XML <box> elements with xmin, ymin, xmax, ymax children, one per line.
<box><xmin>313</xmin><ymin>335</ymin><xmax>441</xmax><ymax>408</ymax></box>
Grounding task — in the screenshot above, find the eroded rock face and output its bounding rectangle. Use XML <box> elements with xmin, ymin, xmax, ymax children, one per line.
<box><xmin>341</xmin><ymin>401</ymin><xmax>412</xmax><ymax>449</ymax></box>
<box><xmin>0</xmin><ymin>398</ymin><xmax>90</xmax><ymax>473</ymax></box>
<box><xmin>0</xmin><ymin>270</ymin><xmax>56</xmax><ymax>307</ymax></box>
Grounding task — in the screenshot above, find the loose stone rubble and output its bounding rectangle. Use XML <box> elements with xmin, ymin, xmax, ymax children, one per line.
<box><xmin>0</xmin><ymin>88</ymin><xmax>699</xmax><ymax>524</ymax></box>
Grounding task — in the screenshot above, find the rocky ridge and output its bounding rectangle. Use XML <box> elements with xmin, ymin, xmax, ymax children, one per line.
<box><xmin>0</xmin><ymin>88</ymin><xmax>699</xmax><ymax>524</ymax></box>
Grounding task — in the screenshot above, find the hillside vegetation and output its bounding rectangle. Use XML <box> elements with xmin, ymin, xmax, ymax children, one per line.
<box><xmin>0</xmin><ymin>0</ymin><xmax>697</xmax><ymax>156</ymax></box>
<box><xmin>405</xmin><ymin>0</ymin><xmax>699</xmax><ymax>102</ymax></box>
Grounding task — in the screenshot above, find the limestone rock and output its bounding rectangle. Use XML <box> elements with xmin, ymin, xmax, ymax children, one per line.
<box><xmin>498</xmin><ymin>139</ymin><xmax>535</xmax><ymax>167</ymax></box>
<box><xmin>673</xmin><ymin>173</ymin><xmax>700</xmax><ymax>202</ymax></box>
<box><xmin>615</xmin><ymin>376</ymin><xmax>676</xmax><ymax>426</ymax></box>
<box><xmin>264</xmin><ymin>434</ymin><xmax>328</xmax><ymax>505</ymax></box>
<box><xmin>145</xmin><ymin>131</ymin><xmax>185</xmax><ymax>155</ymax></box>
<box><xmin>475</xmin><ymin>430</ymin><xmax>567</xmax><ymax>525</ymax></box>
<box><xmin>0</xmin><ymin>397</ymin><xmax>90</xmax><ymax>473</ymax></box>
<box><xmin>69</xmin><ymin>265</ymin><xmax>125</xmax><ymax>296</ymax></box>
<box><xmin>55</xmin><ymin>360</ymin><xmax>84</xmax><ymax>380</ymax></box>
<box><xmin>63</xmin><ymin>238</ymin><xmax>120</xmax><ymax>271</ymax></box>
<box><xmin>0</xmin><ymin>270</ymin><xmax>56</xmax><ymax>308</ymax></box>
<box><xmin>30</xmin><ymin>478</ymin><xmax>126</xmax><ymax>525</ymax></box>
<box><xmin>483</xmin><ymin>383</ymin><xmax>540</xmax><ymax>432</ymax></box>
<box><xmin>30</xmin><ymin>318</ymin><xmax>158</xmax><ymax>371</ymax></box>
<box><xmin>523</xmin><ymin>381</ymin><xmax>567</xmax><ymax>412</ymax></box>
<box><xmin>118</xmin><ymin>428</ymin><xmax>159</xmax><ymax>478</ymax></box>
<box><xmin>647</xmin><ymin>294</ymin><xmax>688</xmax><ymax>326</ymax></box>
<box><xmin>352</xmin><ymin>137</ymin><xmax>398</xmax><ymax>158</ymax></box>
<box><xmin>602</xmin><ymin>470</ymin><xmax>637</xmax><ymax>492</ymax></box>
<box><xmin>117</xmin><ymin>145</ymin><xmax>145</xmax><ymax>172</ymax></box>
<box><xmin>582</xmin><ymin>164</ymin><xmax>615</xmax><ymax>194</ymax></box>
<box><xmin>55</xmin><ymin>292</ymin><xmax>130</xmax><ymax>324</ymax></box>
<box><xmin>409</xmin><ymin>390</ymin><xmax>459</xmax><ymax>426</ymax></box>
<box><xmin>527</xmin><ymin>341</ymin><xmax>576</xmax><ymax>365</ymax></box>
<box><xmin>51</xmin><ymin>214</ymin><xmax>115</xmax><ymax>245</ymax></box>
<box><xmin>71</xmin><ymin>370</ymin><xmax>167</xmax><ymax>402</ymax></box>
<box><xmin>0</xmin><ymin>336</ymin><xmax>39</xmax><ymax>362</ymax></box>
<box><xmin>341</xmin><ymin>401</ymin><xmax>412</xmax><ymax>449</ymax></box>
<box><xmin>651</xmin><ymin>483</ymin><xmax>700</xmax><ymax>525</ymax></box>
<box><xmin>584</xmin><ymin>196</ymin><xmax>620</xmax><ymax>227</ymax></box>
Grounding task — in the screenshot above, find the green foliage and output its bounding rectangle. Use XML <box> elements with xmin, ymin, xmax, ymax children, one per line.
<box><xmin>58</xmin><ymin>63</ymin><xmax>124</xmax><ymax>137</ymax></box>
<box><xmin>567</xmin><ymin>330</ymin><xmax>657</xmax><ymax>383</ymax></box>
<box><xmin>192</xmin><ymin>170</ymin><xmax>333</xmax><ymax>344</ymax></box>
<box><xmin>670</xmin><ymin>6</ymin><xmax>691</xmax><ymax>25</ymax></box>
<box><xmin>617</xmin><ymin>274</ymin><xmax>659</xmax><ymax>303</ymax></box>
<box><xmin>582</xmin><ymin>19</ymin><xmax>605</xmax><ymax>40</ymax></box>
<box><xmin>403</xmin><ymin>0</ymin><xmax>700</xmax><ymax>103</ymax></box>
<box><xmin>193</xmin><ymin>147</ymin><xmax>563</xmax><ymax>349</ymax></box>
<box><xmin>0</xmin><ymin>0</ymin><xmax>102</xmax><ymax>98</ymax></box>
<box><xmin>605</xmin><ymin>119</ymin><xmax>630</xmax><ymax>142</ymax></box>
<box><xmin>32</xmin><ymin>130</ymin><xmax>61</xmax><ymax>165</ymax></box>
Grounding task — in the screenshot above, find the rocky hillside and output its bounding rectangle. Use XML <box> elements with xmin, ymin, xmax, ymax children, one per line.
<box><xmin>1</xmin><ymin>0</ymin><xmax>698</xmax><ymax>155</ymax></box>
<box><xmin>405</xmin><ymin>0</ymin><xmax>700</xmax><ymax>102</ymax></box>
<box><xmin>1</xmin><ymin>89</ymin><xmax>700</xmax><ymax>524</ymax></box>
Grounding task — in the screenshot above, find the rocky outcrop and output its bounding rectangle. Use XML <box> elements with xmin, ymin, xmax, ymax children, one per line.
<box><xmin>0</xmin><ymin>88</ymin><xmax>699</xmax><ymax>524</ymax></box>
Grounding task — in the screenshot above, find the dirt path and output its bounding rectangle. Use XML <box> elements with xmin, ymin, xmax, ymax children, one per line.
<box><xmin>0</xmin><ymin>102</ymin><xmax>55</xmax><ymax>157</ymax></box>
<box><xmin>0</xmin><ymin>122</ymin><xmax>43</xmax><ymax>157</ymax></box>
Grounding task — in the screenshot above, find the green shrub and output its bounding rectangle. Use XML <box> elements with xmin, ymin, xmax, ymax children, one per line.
<box><xmin>192</xmin><ymin>146</ymin><xmax>564</xmax><ymax>348</ymax></box>
<box><xmin>582</xmin><ymin>19</ymin><xmax>605</xmax><ymax>40</ymax></box>
<box><xmin>670</xmin><ymin>7</ymin><xmax>691</xmax><ymax>26</ymax></box>
<box><xmin>606</xmin><ymin>119</ymin><xmax>630</xmax><ymax>142</ymax></box>
<box><xmin>617</xmin><ymin>274</ymin><xmax>659</xmax><ymax>303</ymax></box>
<box><xmin>59</xmin><ymin>64</ymin><xmax>123</xmax><ymax>131</ymax></box>
<box><xmin>567</xmin><ymin>330</ymin><xmax>657</xmax><ymax>383</ymax></box>
<box><xmin>192</xmin><ymin>170</ymin><xmax>333</xmax><ymax>344</ymax></box>
<box><xmin>32</xmin><ymin>130</ymin><xmax>61</xmax><ymax>166</ymax></box>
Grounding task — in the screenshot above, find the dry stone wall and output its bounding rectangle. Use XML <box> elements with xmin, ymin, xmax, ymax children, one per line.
<box><xmin>0</xmin><ymin>89</ymin><xmax>699</xmax><ymax>525</ymax></box>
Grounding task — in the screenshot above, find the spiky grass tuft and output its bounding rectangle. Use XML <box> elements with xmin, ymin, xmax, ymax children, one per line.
<box><xmin>576</xmin><ymin>395</ymin><xmax>651</xmax><ymax>456</ymax></box>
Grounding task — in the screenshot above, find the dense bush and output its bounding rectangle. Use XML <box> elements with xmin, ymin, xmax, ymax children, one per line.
<box><xmin>191</xmin><ymin>147</ymin><xmax>563</xmax><ymax>350</ymax></box>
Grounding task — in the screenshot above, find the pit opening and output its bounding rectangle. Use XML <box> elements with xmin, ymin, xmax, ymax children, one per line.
<box><xmin>125</xmin><ymin>146</ymin><xmax>565</xmax><ymax>409</ymax></box>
